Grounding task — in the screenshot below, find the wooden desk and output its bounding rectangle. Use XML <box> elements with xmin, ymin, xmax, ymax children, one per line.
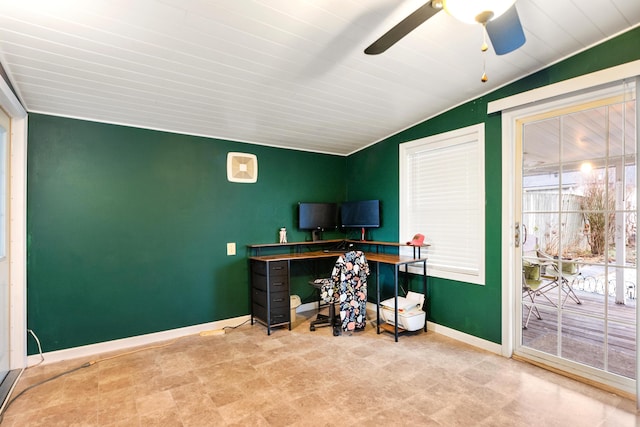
<box><xmin>248</xmin><ymin>239</ymin><xmax>345</xmax><ymax>256</ymax></box>
<box><xmin>368</xmin><ymin>253</ymin><xmax>427</xmax><ymax>342</ymax></box>
<box><xmin>248</xmin><ymin>241</ymin><xmax>428</xmax><ymax>341</ymax></box>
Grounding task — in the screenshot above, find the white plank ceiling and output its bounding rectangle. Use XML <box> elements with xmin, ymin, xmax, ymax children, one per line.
<box><xmin>0</xmin><ymin>0</ymin><xmax>639</xmax><ymax>155</ymax></box>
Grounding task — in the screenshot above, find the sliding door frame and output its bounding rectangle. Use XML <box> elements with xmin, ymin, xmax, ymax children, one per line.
<box><xmin>494</xmin><ymin>61</ymin><xmax>640</xmax><ymax>401</ymax></box>
<box><xmin>0</xmin><ymin>77</ymin><xmax>27</xmax><ymax>372</ymax></box>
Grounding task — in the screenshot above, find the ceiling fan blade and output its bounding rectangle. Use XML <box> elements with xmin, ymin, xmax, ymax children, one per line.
<box><xmin>364</xmin><ymin>2</ymin><xmax>441</xmax><ymax>55</ymax></box>
<box><xmin>485</xmin><ymin>4</ymin><xmax>526</xmax><ymax>55</ymax></box>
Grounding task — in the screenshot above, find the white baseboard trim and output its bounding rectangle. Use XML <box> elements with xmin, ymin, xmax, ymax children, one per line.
<box><xmin>26</xmin><ymin>315</ymin><xmax>251</xmax><ymax>367</ymax></box>
<box><xmin>297</xmin><ymin>301</ymin><xmax>318</xmax><ymax>313</ymax></box>
<box><xmin>426</xmin><ymin>321</ymin><xmax>502</xmax><ymax>355</ymax></box>
<box><xmin>368</xmin><ymin>302</ymin><xmax>502</xmax><ymax>356</ymax></box>
<box><xmin>27</xmin><ymin>313</ymin><xmax>503</xmax><ymax>367</ymax></box>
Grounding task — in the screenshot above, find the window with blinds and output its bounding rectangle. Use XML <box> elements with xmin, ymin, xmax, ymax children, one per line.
<box><xmin>399</xmin><ymin>123</ymin><xmax>485</xmax><ymax>285</ymax></box>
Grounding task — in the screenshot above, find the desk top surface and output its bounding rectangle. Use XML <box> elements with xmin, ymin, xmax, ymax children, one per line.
<box><xmin>250</xmin><ymin>250</ymin><xmax>426</xmax><ymax>266</ymax></box>
<box><xmin>247</xmin><ymin>239</ymin><xmax>429</xmax><ymax>249</ymax></box>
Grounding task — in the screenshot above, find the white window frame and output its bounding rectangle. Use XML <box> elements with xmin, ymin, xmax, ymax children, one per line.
<box><xmin>399</xmin><ymin>123</ymin><xmax>485</xmax><ymax>285</ymax></box>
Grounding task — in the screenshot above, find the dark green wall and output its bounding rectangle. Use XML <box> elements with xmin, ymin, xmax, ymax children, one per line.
<box><xmin>26</xmin><ymin>27</ymin><xmax>640</xmax><ymax>353</ymax></box>
<box><xmin>346</xmin><ymin>26</ymin><xmax>640</xmax><ymax>344</ymax></box>
<box><xmin>27</xmin><ymin>115</ymin><xmax>346</xmax><ymax>352</ymax></box>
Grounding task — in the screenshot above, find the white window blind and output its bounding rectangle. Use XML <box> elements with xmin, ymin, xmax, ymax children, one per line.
<box><xmin>399</xmin><ymin>123</ymin><xmax>485</xmax><ymax>285</ymax></box>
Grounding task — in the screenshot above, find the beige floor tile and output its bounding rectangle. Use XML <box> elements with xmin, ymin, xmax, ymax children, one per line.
<box><xmin>135</xmin><ymin>390</ymin><xmax>176</xmax><ymax>416</ymax></box>
<box><xmin>1</xmin><ymin>312</ymin><xmax>639</xmax><ymax>426</ymax></box>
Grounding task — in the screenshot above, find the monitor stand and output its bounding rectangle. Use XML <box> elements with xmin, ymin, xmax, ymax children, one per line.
<box><xmin>311</xmin><ymin>229</ymin><xmax>323</xmax><ymax>241</ymax></box>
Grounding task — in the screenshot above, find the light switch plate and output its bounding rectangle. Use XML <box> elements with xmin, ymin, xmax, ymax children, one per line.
<box><xmin>227</xmin><ymin>242</ymin><xmax>236</xmax><ymax>256</ymax></box>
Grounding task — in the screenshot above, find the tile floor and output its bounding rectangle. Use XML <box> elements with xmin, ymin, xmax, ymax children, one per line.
<box><xmin>1</xmin><ymin>312</ymin><xmax>639</xmax><ymax>426</ymax></box>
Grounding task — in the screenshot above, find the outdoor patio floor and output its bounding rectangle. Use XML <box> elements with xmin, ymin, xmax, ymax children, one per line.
<box><xmin>522</xmin><ymin>286</ymin><xmax>636</xmax><ymax>380</ymax></box>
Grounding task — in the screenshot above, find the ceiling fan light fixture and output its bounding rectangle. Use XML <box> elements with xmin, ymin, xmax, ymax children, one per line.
<box><xmin>443</xmin><ymin>0</ymin><xmax>516</xmax><ymax>24</ymax></box>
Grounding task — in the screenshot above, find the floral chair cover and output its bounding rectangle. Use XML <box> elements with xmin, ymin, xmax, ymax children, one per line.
<box><xmin>320</xmin><ymin>250</ymin><xmax>370</xmax><ymax>332</ymax></box>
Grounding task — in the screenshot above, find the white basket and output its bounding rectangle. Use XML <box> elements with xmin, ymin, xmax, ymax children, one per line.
<box><xmin>380</xmin><ymin>292</ymin><xmax>425</xmax><ymax>331</ymax></box>
<box><xmin>380</xmin><ymin>307</ymin><xmax>425</xmax><ymax>331</ymax></box>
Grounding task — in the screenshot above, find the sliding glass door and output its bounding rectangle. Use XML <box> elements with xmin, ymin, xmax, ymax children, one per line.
<box><xmin>0</xmin><ymin>108</ymin><xmax>9</xmax><ymax>388</ymax></box>
<box><xmin>517</xmin><ymin>81</ymin><xmax>637</xmax><ymax>391</ymax></box>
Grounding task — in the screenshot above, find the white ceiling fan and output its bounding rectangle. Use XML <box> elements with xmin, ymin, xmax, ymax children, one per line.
<box><xmin>365</xmin><ymin>0</ymin><xmax>527</xmax><ymax>81</ymax></box>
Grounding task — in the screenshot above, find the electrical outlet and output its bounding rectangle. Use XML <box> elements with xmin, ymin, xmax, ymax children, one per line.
<box><xmin>227</xmin><ymin>242</ymin><xmax>236</xmax><ymax>256</ymax></box>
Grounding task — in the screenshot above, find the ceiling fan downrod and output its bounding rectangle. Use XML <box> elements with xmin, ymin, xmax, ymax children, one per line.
<box><xmin>480</xmin><ymin>23</ymin><xmax>490</xmax><ymax>83</ymax></box>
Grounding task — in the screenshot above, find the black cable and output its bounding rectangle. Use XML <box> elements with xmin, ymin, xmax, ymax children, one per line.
<box><xmin>1</xmin><ymin>362</ymin><xmax>92</xmax><ymax>417</ymax></box>
<box><xmin>222</xmin><ymin>319</ymin><xmax>251</xmax><ymax>330</ymax></box>
<box><xmin>2</xmin><ymin>328</ymin><xmax>194</xmax><ymax>419</ymax></box>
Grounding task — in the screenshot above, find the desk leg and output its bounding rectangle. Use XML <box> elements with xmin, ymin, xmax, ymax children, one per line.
<box><xmin>288</xmin><ymin>260</ymin><xmax>292</xmax><ymax>331</ymax></box>
<box><xmin>423</xmin><ymin>260</ymin><xmax>427</xmax><ymax>332</ymax></box>
<box><xmin>394</xmin><ymin>265</ymin><xmax>399</xmax><ymax>342</ymax></box>
<box><xmin>266</xmin><ymin>268</ymin><xmax>271</xmax><ymax>336</ymax></box>
<box><xmin>376</xmin><ymin>262</ymin><xmax>381</xmax><ymax>334</ymax></box>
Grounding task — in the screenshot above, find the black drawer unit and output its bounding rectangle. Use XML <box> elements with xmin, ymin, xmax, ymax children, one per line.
<box><xmin>250</xmin><ymin>259</ymin><xmax>291</xmax><ymax>334</ymax></box>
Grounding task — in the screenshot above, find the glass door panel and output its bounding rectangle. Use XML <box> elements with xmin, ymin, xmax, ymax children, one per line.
<box><xmin>608</xmin><ymin>320</ymin><xmax>636</xmax><ymax>378</ymax></box>
<box><xmin>518</xmin><ymin>87</ymin><xmax>637</xmax><ymax>385</ymax></box>
<box><xmin>0</xmin><ymin>113</ymin><xmax>8</xmax><ymax>385</ymax></box>
<box><xmin>522</xmin><ymin>304</ymin><xmax>558</xmax><ymax>354</ymax></box>
<box><xmin>560</xmin><ymin>311</ymin><xmax>605</xmax><ymax>370</ymax></box>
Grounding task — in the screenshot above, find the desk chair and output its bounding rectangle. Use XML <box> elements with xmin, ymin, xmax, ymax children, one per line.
<box><xmin>309</xmin><ymin>278</ymin><xmax>339</xmax><ymax>334</ymax></box>
<box><xmin>309</xmin><ymin>251</ymin><xmax>370</xmax><ymax>336</ymax></box>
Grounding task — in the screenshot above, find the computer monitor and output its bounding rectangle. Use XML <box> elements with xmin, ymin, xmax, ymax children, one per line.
<box><xmin>340</xmin><ymin>200</ymin><xmax>380</xmax><ymax>228</ymax></box>
<box><xmin>298</xmin><ymin>202</ymin><xmax>338</xmax><ymax>241</ymax></box>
